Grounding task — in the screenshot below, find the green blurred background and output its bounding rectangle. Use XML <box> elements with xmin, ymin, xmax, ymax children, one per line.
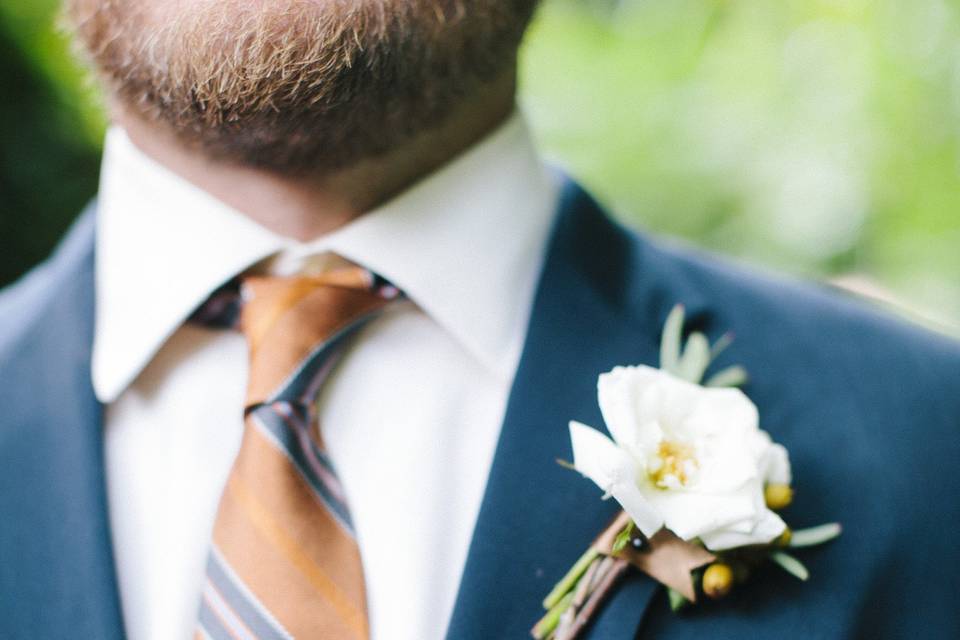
<box><xmin>2</xmin><ymin>0</ymin><xmax>958</xmax><ymax>333</ymax></box>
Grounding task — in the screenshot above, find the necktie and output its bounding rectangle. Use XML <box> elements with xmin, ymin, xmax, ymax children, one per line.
<box><xmin>192</xmin><ymin>264</ymin><xmax>399</xmax><ymax>640</ymax></box>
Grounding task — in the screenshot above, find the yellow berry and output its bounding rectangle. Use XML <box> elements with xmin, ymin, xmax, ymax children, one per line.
<box><xmin>702</xmin><ymin>563</ymin><xmax>734</xmax><ymax>600</ymax></box>
<box><xmin>765</xmin><ymin>483</ymin><xmax>794</xmax><ymax>510</ymax></box>
<box><xmin>774</xmin><ymin>527</ymin><xmax>792</xmax><ymax>547</ymax></box>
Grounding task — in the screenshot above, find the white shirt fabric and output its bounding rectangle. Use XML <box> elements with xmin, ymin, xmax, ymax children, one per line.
<box><xmin>93</xmin><ymin>112</ymin><xmax>560</xmax><ymax>640</ymax></box>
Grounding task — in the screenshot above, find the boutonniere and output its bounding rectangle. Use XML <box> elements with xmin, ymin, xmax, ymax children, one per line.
<box><xmin>532</xmin><ymin>305</ymin><xmax>841</xmax><ymax>640</ymax></box>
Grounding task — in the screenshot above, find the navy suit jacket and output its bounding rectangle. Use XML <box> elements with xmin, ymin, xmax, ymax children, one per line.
<box><xmin>2</xmin><ymin>181</ymin><xmax>959</xmax><ymax>639</ymax></box>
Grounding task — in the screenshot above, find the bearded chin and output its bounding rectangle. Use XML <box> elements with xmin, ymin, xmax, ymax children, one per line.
<box><xmin>64</xmin><ymin>0</ymin><xmax>537</xmax><ymax>174</ymax></box>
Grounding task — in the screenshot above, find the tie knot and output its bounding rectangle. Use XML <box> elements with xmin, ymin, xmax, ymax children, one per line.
<box><xmin>241</xmin><ymin>267</ymin><xmax>388</xmax><ymax>349</ymax></box>
<box><xmin>192</xmin><ymin>264</ymin><xmax>400</xmax><ymax>410</ymax></box>
<box><xmin>242</xmin><ymin>266</ymin><xmax>399</xmax><ymax>409</ymax></box>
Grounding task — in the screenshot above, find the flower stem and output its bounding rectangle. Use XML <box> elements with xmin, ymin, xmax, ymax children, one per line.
<box><xmin>556</xmin><ymin>557</ymin><xmax>630</xmax><ymax>640</ymax></box>
<box><xmin>542</xmin><ymin>547</ymin><xmax>600</xmax><ymax>609</ymax></box>
<box><xmin>531</xmin><ymin>591</ymin><xmax>575</xmax><ymax>639</ymax></box>
<box><xmin>571</xmin><ymin>556</ymin><xmax>602</xmax><ymax>608</ymax></box>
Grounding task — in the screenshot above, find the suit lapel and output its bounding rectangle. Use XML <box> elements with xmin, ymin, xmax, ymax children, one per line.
<box><xmin>0</xmin><ymin>211</ymin><xmax>125</xmax><ymax>639</ymax></box>
<box><xmin>445</xmin><ymin>181</ymin><xmax>710</xmax><ymax>639</ymax></box>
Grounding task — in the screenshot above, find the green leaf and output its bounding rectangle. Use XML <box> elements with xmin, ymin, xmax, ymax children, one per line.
<box><xmin>705</xmin><ymin>365</ymin><xmax>749</xmax><ymax>388</ymax></box>
<box><xmin>770</xmin><ymin>551</ymin><xmax>809</xmax><ymax>581</ymax></box>
<box><xmin>789</xmin><ymin>523</ymin><xmax>842</xmax><ymax>548</ymax></box>
<box><xmin>542</xmin><ymin>547</ymin><xmax>600</xmax><ymax>609</ymax></box>
<box><xmin>611</xmin><ymin>521</ymin><xmax>635</xmax><ymax>554</ymax></box>
<box><xmin>667</xmin><ymin>587</ymin><xmax>690</xmax><ymax>612</ymax></box>
<box><xmin>660</xmin><ymin>304</ymin><xmax>685</xmax><ymax>374</ymax></box>
<box><xmin>531</xmin><ymin>591</ymin><xmax>575</xmax><ymax>639</ymax></box>
<box><xmin>678</xmin><ymin>331</ymin><xmax>710</xmax><ymax>383</ymax></box>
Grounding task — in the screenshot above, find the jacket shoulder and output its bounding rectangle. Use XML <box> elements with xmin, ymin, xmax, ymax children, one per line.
<box><xmin>0</xmin><ymin>208</ymin><xmax>96</xmax><ymax>358</ymax></box>
<box><xmin>629</xmin><ymin>230</ymin><xmax>960</xmax><ymax>401</ymax></box>
<box><xmin>556</xmin><ymin>182</ymin><xmax>960</xmax><ymax>392</ymax></box>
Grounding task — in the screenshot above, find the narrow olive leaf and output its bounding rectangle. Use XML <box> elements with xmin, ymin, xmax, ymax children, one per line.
<box><xmin>543</xmin><ymin>548</ymin><xmax>600</xmax><ymax>610</ymax></box>
<box><xmin>678</xmin><ymin>332</ymin><xmax>711</xmax><ymax>383</ymax></box>
<box><xmin>556</xmin><ymin>458</ymin><xmax>577</xmax><ymax>471</ymax></box>
<box><xmin>531</xmin><ymin>591</ymin><xmax>575</xmax><ymax>639</ymax></box>
<box><xmin>709</xmin><ymin>331</ymin><xmax>735</xmax><ymax>362</ymax></box>
<box><xmin>667</xmin><ymin>587</ymin><xmax>690</xmax><ymax>612</ymax></box>
<box><xmin>660</xmin><ymin>304</ymin><xmax>685</xmax><ymax>374</ymax></box>
<box><xmin>770</xmin><ymin>551</ymin><xmax>809</xmax><ymax>581</ymax></box>
<box><xmin>705</xmin><ymin>365</ymin><xmax>749</xmax><ymax>388</ymax></box>
<box><xmin>789</xmin><ymin>523</ymin><xmax>842</xmax><ymax>548</ymax></box>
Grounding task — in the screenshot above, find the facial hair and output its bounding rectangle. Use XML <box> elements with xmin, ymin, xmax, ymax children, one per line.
<box><xmin>65</xmin><ymin>0</ymin><xmax>538</xmax><ymax>174</ymax></box>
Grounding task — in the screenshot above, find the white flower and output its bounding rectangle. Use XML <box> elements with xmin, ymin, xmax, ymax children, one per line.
<box><xmin>570</xmin><ymin>365</ymin><xmax>790</xmax><ymax>551</ymax></box>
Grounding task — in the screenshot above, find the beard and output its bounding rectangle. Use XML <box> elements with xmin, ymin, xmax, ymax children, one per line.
<box><xmin>65</xmin><ymin>0</ymin><xmax>537</xmax><ymax>174</ymax></box>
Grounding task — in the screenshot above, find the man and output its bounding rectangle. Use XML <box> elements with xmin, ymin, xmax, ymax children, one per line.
<box><xmin>0</xmin><ymin>1</ymin><xmax>957</xmax><ymax>639</ymax></box>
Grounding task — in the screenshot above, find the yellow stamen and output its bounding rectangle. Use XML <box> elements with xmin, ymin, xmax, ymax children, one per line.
<box><xmin>649</xmin><ymin>440</ymin><xmax>698</xmax><ymax>489</ymax></box>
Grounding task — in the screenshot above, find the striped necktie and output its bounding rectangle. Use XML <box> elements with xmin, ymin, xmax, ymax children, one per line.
<box><xmin>192</xmin><ymin>264</ymin><xmax>400</xmax><ymax>640</ymax></box>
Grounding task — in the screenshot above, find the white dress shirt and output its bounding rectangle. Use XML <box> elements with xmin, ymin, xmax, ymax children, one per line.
<box><xmin>93</xmin><ymin>111</ymin><xmax>560</xmax><ymax>640</ymax></box>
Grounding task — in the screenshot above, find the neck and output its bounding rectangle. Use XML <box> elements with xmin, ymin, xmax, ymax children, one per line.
<box><xmin>114</xmin><ymin>72</ymin><xmax>517</xmax><ymax>241</ymax></box>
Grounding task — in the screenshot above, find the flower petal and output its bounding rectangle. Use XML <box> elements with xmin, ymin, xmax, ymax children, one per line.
<box><xmin>699</xmin><ymin>509</ymin><xmax>786</xmax><ymax>550</ymax></box>
<box><xmin>762</xmin><ymin>441</ymin><xmax>792</xmax><ymax>486</ymax></box>
<box><xmin>569</xmin><ymin>421</ymin><xmax>664</xmax><ymax>536</ymax></box>
<box><xmin>569</xmin><ymin>420</ymin><xmax>624</xmax><ymax>489</ymax></box>
<box><xmin>679</xmin><ymin>386</ymin><xmax>759</xmax><ymax>440</ymax></box>
<box><xmin>642</xmin><ymin>486</ymin><xmax>757</xmax><ymax>541</ymax></box>
<box><xmin>599</xmin><ymin>365</ymin><xmax>674</xmax><ymax>460</ymax></box>
<box><xmin>610</xmin><ymin>478</ymin><xmax>665</xmax><ymax>537</ymax></box>
<box><xmin>597</xmin><ymin>367</ymin><xmax>647</xmax><ymax>451</ymax></box>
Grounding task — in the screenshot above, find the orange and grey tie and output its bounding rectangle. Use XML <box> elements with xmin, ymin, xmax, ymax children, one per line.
<box><xmin>192</xmin><ymin>265</ymin><xmax>400</xmax><ymax>640</ymax></box>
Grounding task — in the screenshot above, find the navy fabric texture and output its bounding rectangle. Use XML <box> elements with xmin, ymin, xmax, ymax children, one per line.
<box><xmin>0</xmin><ymin>206</ymin><xmax>125</xmax><ymax>640</ymax></box>
<box><xmin>2</xmin><ymin>184</ymin><xmax>959</xmax><ymax>639</ymax></box>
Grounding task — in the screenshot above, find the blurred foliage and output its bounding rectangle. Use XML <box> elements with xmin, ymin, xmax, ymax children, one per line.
<box><xmin>0</xmin><ymin>0</ymin><xmax>102</xmax><ymax>287</ymax></box>
<box><xmin>0</xmin><ymin>0</ymin><xmax>957</xmax><ymax>331</ymax></box>
<box><xmin>520</xmin><ymin>0</ymin><xmax>960</xmax><ymax>331</ymax></box>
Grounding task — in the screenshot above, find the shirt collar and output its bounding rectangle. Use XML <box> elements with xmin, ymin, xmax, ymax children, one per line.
<box><xmin>93</xmin><ymin>111</ymin><xmax>560</xmax><ymax>402</ymax></box>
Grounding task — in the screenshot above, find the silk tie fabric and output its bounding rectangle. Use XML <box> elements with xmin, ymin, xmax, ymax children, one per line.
<box><xmin>192</xmin><ymin>265</ymin><xmax>400</xmax><ymax>640</ymax></box>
